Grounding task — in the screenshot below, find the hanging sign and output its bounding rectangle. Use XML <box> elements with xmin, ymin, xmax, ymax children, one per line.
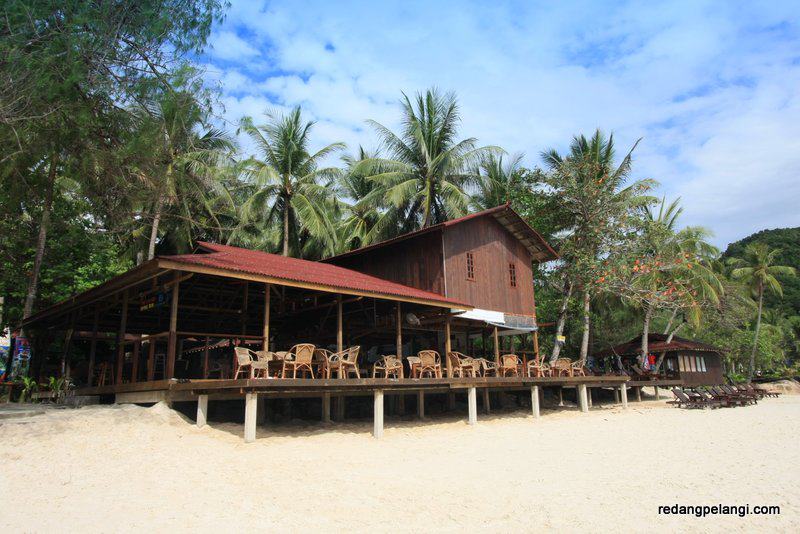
<box><xmin>556</xmin><ymin>335</ymin><xmax>566</xmax><ymax>343</ymax></box>
<box><xmin>140</xmin><ymin>290</ymin><xmax>170</xmax><ymax>311</ymax></box>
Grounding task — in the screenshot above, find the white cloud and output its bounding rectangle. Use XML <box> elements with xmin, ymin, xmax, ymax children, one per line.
<box><xmin>201</xmin><ymin>0</ymin><xmax>800</xmax><ymax>247</ymax></box>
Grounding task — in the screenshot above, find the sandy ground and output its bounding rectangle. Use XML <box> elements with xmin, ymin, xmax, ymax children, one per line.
<box><xmin>1</xmin><ymin>393</ymin><xmax>798</xmax><ymax>533</ymax></box>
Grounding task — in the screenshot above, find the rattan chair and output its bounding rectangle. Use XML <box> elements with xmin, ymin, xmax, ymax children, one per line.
<box><xmin>551</xmin><ymin>357</ymin><xmax>573</xmax><ymax>377</ymax></box>
<box><xmin>527</xmin><ymin>360</ymin><xmax>551</xmax><ymax>377</ymax></box>
<box><xmin>339</xmin><ymin>346</ymin><xmax>361</xmax><ymax>378</ymax></box>
<box><xmin>373</xmin><ymin>355</ymin><xmax>404</xmax><ymax>378</ymax></box>
<box><xmin>498</xmin><ymin>354</ymin><xmax>522</xmax><ymax>377</ymax></box>
<box><xmin>234</xmin><ymin>347</ymin><xmax>269</xmax><ymax>379</ymax></box>
<box><xmin>417</xmin><ymin>350</ymin><xmax>441</xmax><ymax>378</ymax></box>
<box><xmin>406</xmin><ymin>356</ymin><xmax>422</xmax><ymax>378</ymax></box>
<box><xmin>570</xmin><ymin>360</ymin><xmax>586</xmax><ymax>377</ymax></box>
<box><xmin>282</xmin><ymin>343</ymin><xmax>316</xmax><ymax>378</ymax></box>
<box><xmin>475</xmin><ymin>358</ymin><xmax>497</xmax><ymax>377</ymax></box>
<box><xmin>447</xmin><ymin>351</ymin><xmax>477</xmax><ymax>378</ymax></box>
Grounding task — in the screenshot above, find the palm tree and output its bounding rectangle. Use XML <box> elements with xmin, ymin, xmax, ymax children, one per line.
<box><xmin>471</xmin><ymin>153</ymin><xmax>524</xmax><ymax>210</ymax></box>
<box><xmin>542</xmin><ymin>130</ymin><xmax>654</xmax><ymax>364</ymax></box>
<box><xmin>239</xmin><ymin>107</ymin><xmax>344</xmax><ymax>258</ymax></box>
<box><xmin>729</xmin><ymin>243</ymin><xmax>796</xmax><ymax>381</ymax></box>
<box><xmin>132</xmin><ymin>88</ymin><xmax>234</xmax><ymax>260</ymax></box>
<box><xmin>359</xmin><ymin>88</ymin><xmax>497</xmax><ymax>231</ymax></box>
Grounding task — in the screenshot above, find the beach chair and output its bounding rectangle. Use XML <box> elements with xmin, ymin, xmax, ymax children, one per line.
<box><xmin>373</xmin><ymin>355</ymin><xmax>403</xmax><ymax>379</ymax></box>
<box><xmin>282</xmin><ymin>343</ymin><xmax>316</xmax><ymax>378</ymax></box>
<box><xmin>447</xmin><ymin>352</ymin><xmax>477</xmax><ymax>378</ymax></box>
<box><xmin>570</xmin><ymin>360</ymin><xmax>586</xmax><ymax>377</ymax></box>
<box><xmin>672</xmin><ymin>388</ymin><xmax>716</xmax><ymax>409</ymax></box>
<box><xmin>498</xmin><ymin>354</ymin><xmax>522</xmax><ymax>377</ymax></box>
<box><xmin>721</xmin><ymin>384</ymin><xmax>757</xmax><ymax>404</ymax></box>
<box><xmin>417</xmin><ymin>350</ymin><xmax>441</xmax><ymax>378</ymax></box>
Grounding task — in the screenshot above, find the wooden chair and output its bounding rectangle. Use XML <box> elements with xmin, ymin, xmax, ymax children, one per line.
<box><xmin>527</xmin><ymin>360</ymin><xmax>550</xmax><ymax>377</ymax></box>
<box><xmin>313</xmin><ymin>348</ymin><xmax>334</xmax><ymax>378</ymax></box>
<box><xmin>551</xmin><ymin>357</ymin><xmax>572</xmax><ymax>377</ymax></box>
<box><xmin>342</xmin><ymin>346</ymin><xmax>361</xmax><ymax>378</ymax></box>
<box><xmin>498</xmin><ymin>354</ymin><xmax>522</xmax><ymax>377</ymax></box>
<box><xmin>417</xmin><ymin>350</ymin><xmax>441</xmax><ymax>378</ymax></box>
<box><xmin>475</xmin><ymin>358</ymin><xmax>497</xmax><ymax>377</ymax></box>
<box><xmin>570</xmin><ymin>360</ymin><xmax>586</xmax><ymax>377</ymax></box>
<box><xmin>373</xmin><ymin>355</ymin><xmax>403</xmax><ymax>379</ymax></box>
<box><xmin>406</xmin><ymin>356</ymin><xmax>422</xmax><ymax>378</ymax></box>
<box><xmin>447</xmin><ymin>352</ymin><xmax>476</xmax><ymax>378</ymax></box>
<box><xmin>282</xmin><ymin>343</ymin><xmax>316</xmax><ymax>379</ymax></box>
<box><xmin>234</xmin><ymin>347</ymin><xmax>269</xmax><ymax>379</ymax></box>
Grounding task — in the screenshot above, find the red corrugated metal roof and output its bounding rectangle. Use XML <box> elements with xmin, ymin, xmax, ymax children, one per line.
<box><xmin>159</xmin><ymin>242</ymin><xmax>470</xmax><ymax>308</ymax></box>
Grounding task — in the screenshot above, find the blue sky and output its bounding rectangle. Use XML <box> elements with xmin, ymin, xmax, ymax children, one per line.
<box><xmin>197</xmin><ymin>0</ymin><xmax>800</xmax><ymax>248</ymax></box>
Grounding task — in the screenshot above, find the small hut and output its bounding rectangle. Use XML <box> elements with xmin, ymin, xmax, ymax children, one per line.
<box><xmin>596</xmin><ymin>334</ymin><xmax>725</xmax><ymax>386</ymax></box>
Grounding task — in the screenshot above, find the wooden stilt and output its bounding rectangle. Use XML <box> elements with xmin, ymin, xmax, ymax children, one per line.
<box><xmin>636</xmin><ymin>386</ymin><xmax>642</xmax><ymax>402</ymax></box>
<box><xmin>654</xmin><ymin>385</ymin><xmax>660</xmax><ymax>399</ymax></box>
<box><xmin>131</xmin><ymin>341</ymin><xmax>140</xmax><ymax>383</ymax></box>
<box><xmin>202</xmin><ymin>336</ymin><xmax>210</xmax><ymax>379</ymax></box>
<box><xmin>396</xmin><ymin>304</ymin><xmax>405</xmax><ymax>413</ymax></box>
<box><xmin>146</xmin><ymin>339</ymin><xmax>156</xmax><ymax>381</ymax></box>
<box><xmin>417</xmin><ymin>390</ymin><xmax>425</xmax><ymax>419</ymax></box>
<box><xmin>558</xmin><ymin>387</ymin><xmax>564</xmax><ymax>406</ymax></box>
<box><xmin>257</xmin><ymin>396</ymin><xmax>266</xmax><ymax>425</ymax></box>
<box><xmin>447</xmin><ymin>392</ymin><xmax>455</xmax><ymax>410</ymax></box>
<box><xmin>115</xmin><ymin>290</ymin><xmax>129</xmax><ymax>385</ymax></box>
<box><xmin>373</xmin><ymin>390</ymin><xmax>384</xmax><ymax>438</ymax></box>
<box><xmin>244</xmin><ymin>393</ymin><xmax>257</xmax><ymax>443</ymax></box>
<box><xmin>482</xmin><ymin>388</ymin><xmax>490</xmax><ymax>414</ymax></box>
<box><xmin>197</xmin><ymin>395</ymin><xmax>208</xmax><ymax>427</ymax></box>
<box><xmin>336</xmin><ymin>295</ymin><xmax>343</xmax><ymax>353</ymax></box>
<box><xmin>336</xmin><ymin>395</ymin><xmax>345</xmax><ymax>420</ymax></box>
<box><xmin>587</xmin><ymin>387</ymin><xmax>593</xmax><ymax>407</ymax></box>
<box><xmin>531</xmin><ymin>386</ymin><xmax>540</xmax><ymax>418</ymax></box>
<box><xmin>620</xmin><ymin>384</ymin><xmax>628</xmax><ymax>408</ymax></box>
<box><xmin>467</xmin><ymin>387</ymin><xmax>477</xmax><ymax>425</ymax></box>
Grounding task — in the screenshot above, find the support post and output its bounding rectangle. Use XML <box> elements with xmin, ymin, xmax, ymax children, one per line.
<box><xmin>87</xmin><ymin>306</ymin><xmax>99</xmax><ymax>386</ymax></box>
<box><xmin>336</xmin><ymin>295</ymin><xmax>343</xmax><ymax>353</ymax></box>
<box><xmin>417</xmin><ymin>390</ymin><xmax>425</xmax><ymax>419</ymax></box>
<box><xmin>244</xmin><ymin>393</ymin><xmax>257</xmax><ymax>443</ymax></box>
<box><xmin>587</xmin><ymin>387</ymin><xmax>593</xmax><ymax>407</ymax></box>
<box><xmin>202</xmin><ymin>336</ymin><xmax>210</xmax><ymax>379</ymax></box>
<box><xmin>396</xmin><ymin>303</ymin><xmax>405</xmax><ymax>413</ymax></box>
<box><xmin>131</xmin><ymin>340</ymin><xmax>140</xmax><ymax>383</ymax></box>
<box><xmin>166</xmin><ymin>272</ymin><xmax>180</xmax><ymax>379</ymax></box>
<box><xmin>620</xmin><ymin>384</ymin><xmax>628</xmax><ymax>408</ymax></box>
<box><xmin>197</xmin><ymin>395</ymin><xmax>208</xmax><ymax>427</ymax></box>
<box><xmin>262</xmin><ymin>283</ymin><xmax>270</xmax><ymax>351</ymax></box>
<box><xmin>654</xmin><ymin>385</ymin><xmax>660</xmax><ymax>399</ymax></box>
<box><xmin>322</xmin><ymin>392</ymin><xmax>331</xmax><ymax>423</ymax></box>
<box><xmin>444</xmin><ymin>315</ymin><xmax>452</xmax><ymax>378</ymax></box>
<box><xmin>578</xmin><ymin>384</ymin><xmax>589</xmax><ymax>413</ymax></box>
<box><xmin>467</xmin><ymin>386</ymin><xmax>477</xmax><ymax>425</ymax></box>
<box><xmin>636</xmin><ymin>386</ymin><xmax>642</xmax><ymax>402</ymax></box>
<box><xmin>373</xmin><ymin>389</ymin><xmax>384</xmax><ymax>438</ymax></box>
<box><xmin>115</xmin><ymin>290</ymin><xmax>129</xmax><ymax>385</ymax></box>
<box><xmin>336</xmin><ymin>396</ymin><xmax>345</xmax><ymax>420</ymax></box>
<box><xmin>531</xmin><ymin>386</ymin><xmax>540</xmax><ymax>418</ymax></box>
<box><xmin>146</xmin><ymin>339</ymin><xmax>156</xmax><ymax>381</ymax></box>
<box><xmin>558</xmin><ymin>387</ymin><xmax>564</xmax><ymax>406</ymax></box>
<box><xmin>614</xmin><ymin>388</ymin><xmax>620</xmax><ymax>403</ymax></box>
<box><xmin>482</xmin><ymin>388</ymin><xmax>491</xmax><ymax>414</ymax></box>
<box><xmin>493</xmin><ymin>326</ymin><xmax>500</xmax><ymax>363</ymax></box>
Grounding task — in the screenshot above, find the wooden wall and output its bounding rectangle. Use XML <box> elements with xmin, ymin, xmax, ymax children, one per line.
<box><xmin>328</xmin><ymin>231</ymin><xmax>445</xmax><ymax>294</ymax></box>
<box><xmin>677</xmin><ymin>351</ymin><xmax>725</xmax><ymax>385</ymax></box>
<box><xmin>442</xmin><ymin>217</ymin><xmax>535</xmax><ymax>315</ymax></box>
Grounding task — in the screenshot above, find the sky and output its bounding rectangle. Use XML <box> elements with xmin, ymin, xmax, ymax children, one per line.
<box><xmin>197</xmin><ymin>0</ymin><xmax>800</xmax><ymax>249</ymax></box>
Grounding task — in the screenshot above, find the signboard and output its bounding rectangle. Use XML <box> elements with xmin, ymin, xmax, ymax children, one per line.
<box><xmin>140</xmin><ymin>290</ymin><xmax>170</xmax><ymax>312</ymax></box>
<box><xmin>556</xmin><ymin>335</ymin><xmax>566</xmax><ymax>343</ymax></box>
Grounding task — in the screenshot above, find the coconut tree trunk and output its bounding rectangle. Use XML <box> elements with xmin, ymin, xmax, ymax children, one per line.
<box><xmin>653</xmin><ymin>320</ymin><xmax>685</xmax><ymax>374</ymax></box>
<box><xmin>579</xmin><ymin>289</ymin><xmax>590</xmax><ymax>364</ymax></box>
<box><xmin>748</xmin><ymin>282</ymin><xmax>764</xmax><ymax>383</ymax></box>
<box><xmin>147</xmin><ymin>194</ymin><xmax>165</xmax><ymax>261</ymax></box>
<box><xmin>22</xmin><ymin>152</ymin><xmax>58</xmax><ymax>322</ymax></box>
<box><xmin>282</xmin><ymin>198</ymin><xmax>290</xmax><ymax>256</ymax></box>
<box><xmin>639</xmin><ymin>303</ymin><xmax>653</xmax><ymax>368</ymax></box>
<box><xmin>549</xmin><ymin>279</ymin><xmax>572</xmax><ymax>363</ymax></box>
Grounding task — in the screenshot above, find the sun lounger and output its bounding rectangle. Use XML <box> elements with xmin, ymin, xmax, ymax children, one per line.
<box><xmin>721</xmin><ymin>384</ymin><xmax>758</xmax><ymax>404</ymax></box>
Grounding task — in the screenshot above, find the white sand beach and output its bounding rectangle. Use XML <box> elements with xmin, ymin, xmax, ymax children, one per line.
<box><xmin>1</xmin><ymin>393</ymin><xmax>798</xmax><ymax>533</ymax></box>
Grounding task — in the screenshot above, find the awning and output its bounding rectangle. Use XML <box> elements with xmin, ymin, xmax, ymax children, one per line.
<box><xmin>453</xmin><ymin>308</ymin><xmax>538</xmax><ymax>332</ymax></box>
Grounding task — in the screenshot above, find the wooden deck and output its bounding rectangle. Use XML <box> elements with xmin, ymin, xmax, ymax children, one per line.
<box><xmin>75</xmin><ymin>375</ymin><xmax>631</xmax><ymax>399</ymax></box>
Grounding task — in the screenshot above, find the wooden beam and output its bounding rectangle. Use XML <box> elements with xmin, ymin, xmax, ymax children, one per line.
<box><xmin>87</xmin><ymin>306</ymin><xmax>99</xmax><ymax>387</ymax></box>
<box><xmin>202</xmin><ymin>336</ymin><xmax>210</xmax><ymax>379</ymax></box>
<box><xmin>493</xmin><ymin>326</ymin><xmax>500</xmax><ymax>363</ymax></box>
<box><xmin>396</xmin><ymin>303</ymin><xmax>402</xmax><ymax>358</ymax></box>
<box><xmin>262</xmin><ymin>283</ymin><xmax>270</xmax><ymax>351</ymax></box>
<box><xmin>336</xmin><ymin>295</ymin><xmax>343</xmax><ymax>353</ymax></box>
<box><xmin>444</xmin><ymin>315</ymin><xmax>452</xmax><ymax>378</ymax></box>
<box><xmin>166</xmin><ymin>271</ymin><xmax>180</xmax><ymax>379</ymax></box>
<box><xmin>131</xmin><ymin>340</ymin><xmax>140</xmax><ymax>383</ymax></box>
<box><xmin>146</xmin><ymin>339</ymin><xmax>156</xmax><ymax>381</ymax></box>
<box><xmin>115</xmin><ymin>291</ymin><xmax>129</xmax><ymax>385</ymax></box>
